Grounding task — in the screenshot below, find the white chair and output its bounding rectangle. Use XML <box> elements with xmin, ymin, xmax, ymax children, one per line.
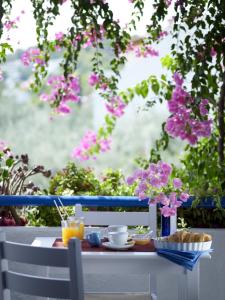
<box><xmin>0</xmin><ymin>231</ymin><xmax>84</xmax><ymax>300</ymax></box>
<box><xmin>75</xmin><ymin>203</ymin><xmax>177</xmax><ymax>237</ymax></box>
<box><xmin>75</xmin><ymin>203</ymin><xmax>158</xmax><ymax>237</ymax></box>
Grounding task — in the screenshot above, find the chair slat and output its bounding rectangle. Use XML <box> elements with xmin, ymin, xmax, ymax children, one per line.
<box><xmin>3</xmin><ymin>271</ymin><xmax>70</xmax><ymax>298</ymax></box>
<box><xmin>81</xmin><ymin>211</ymin><xmax>150</xmax><ymax>226</ymax></box>
<box><xmin>75</xmin><ymin>203</ymin><xmax>158</xmax><ymax>237</ymax></box>
<box><xmin>2</xmin><ymin>241</ymin><xmax>68</xmax><ymax>267</ymax></box>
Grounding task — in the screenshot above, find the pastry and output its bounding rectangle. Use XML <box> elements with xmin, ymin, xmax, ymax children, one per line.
<box><xmin>203</xmin><ymin>233</ymin><xmax>212</xmax><ymax>242</ymax></box>
<box><xmin>165</xmin><ymin>231</ymin><xmax>212</xmax><ymax>243</ymax></box>
<box><xmin>183</xmin><ymin>232</ymin><xmax>193</xmax><ymax>242</ymax></box>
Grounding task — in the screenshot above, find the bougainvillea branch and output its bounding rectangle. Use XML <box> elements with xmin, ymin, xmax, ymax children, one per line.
<box><xmin>0</xmin><ymin>0</ymin><xmax>224</xmax><ymax>175</ymax></box>
<box><xmin>127</xmin><ymin>161</ymin><xmax>189</xmax><ymax>217</ymax></box>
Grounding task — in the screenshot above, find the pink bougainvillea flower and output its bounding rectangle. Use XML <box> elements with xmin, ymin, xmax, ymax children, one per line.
<box><xmin>4</xmin><ymin>11</ymin><xmax>23</xmax><ymax>36</ymax></box>
<box><xmin>173</xmin><ymin>72</ymin><xmax>183</xmax><ymax>86</ymax></box>
<box><xmin>180</xmin><ymin>192</ymin><xmax>189</xmax><ymax>202</ymax></box>
<box><xmin>4</xmin><ymin>20</ymin><xmax>16</xmax><ymax>31</ymax></box>
<box><xmin>165</xmin><ymin>0</ymin><xmax>172</xmax><ymax>6</ymax></box>
<box><xmin>40</xmin><ymin>93</ymin><xmax>49</xmax><ymax>102</ymax></box>
<box><xmin>20</xmin><ymin>51</ymin><xmax>30</xmax><ymax>66</ymax></box>
<box><xmin>40</xmin><ymin>74</ymin><xmax>80</xmax><ymax>115</ymax></box>
<box><xmin>157</xmin><ymin>193</ymin><xmax>170</xmax><ymax>206</ymax></box>
<box><xmin>145</xmin><ymin>46</ymin><xmax>159</xmax><ymax>57</ymax></box>
<box><xmin>173</xmin><ymin>178</ymin><xmax>182</xmax><ymax>189</ymax></box>
<box><xmin>99</xmin><ymin>138</ymin><xmax>111</xmax><ymax>152</ymax></box>
<box><xmin>55</xmin><ymin>32</ymin><xmax>64</xmax><ymax>41</ymax></box>
<box><xmin>127</xmin><ymin>161</ymin><xmax>189</xmax><ymax>217</ymax></box>
<box><xmin>149</xmin><ymin>177</ymin><xmax>161</xmax><ymax>188</ymax></box>
<box><xmin>100</xmin><ymin>82</ymin><xmax>108</xmax><ymax>90</ymax></box>
<box><xmin>199</xmin><ymin>99</ymin><xmax>209</xmax><ymax>116</ymax></box>
<box><xmin>134</xmin><ymin>45</ymin><xmax>159</xmax><ymax>58</ymax></box>
<box><xmin>138</xmin><ymin>192</ymin><xmax>147</xmax><ymax>200</ymax></box>
<box><xmin>105</xmin><ymin>96</ymin><xmax>127</xmax><ymax>117</ymax></box>
<box><xmin>0</xmin><ymin>140</ymin><xmax>7</xmax><ymax>151</ymax></box>
<box><xmin>165</xmin><ymin>73</ymin><xmax>212</xmax><ymax>144</ymax></box>
<box><xmin>82</xmin><ymin>25</ymin><xmax>105</xmax><ymax>49</ymax></box>
<box><xmin>126</xmin><ymin>42</ymin><xmax>159</xmax><ymax>58</ymax></box>
<box><xmin>126</xmin><ymin>176</ymin><xmax>135</xmax><ymax>185</ymax></box>
<box><xmin>159</xmin><ymin>161</ymin><xmax>172</xmax><ymax>176</ymax></box>
<box><xmin>21</xmin><ymin>48</ymin><xmax>45</xmax><ymax>66</ymax></box>
<box><xmin>88</xmin><ymin>73</ymin><xmax>100</xmax><ymax>86</ymax></box>
<box><xmin>210</xmin><ymin>47</ymin><xmax>217</xmax><ymax>57</ymax></box>
<box><xmin>56</xmin><ymin>103</ymin><xmax>71</xmax><ymax>115</ymax></box>
<box><xmin>160</xmin><ymin>206</ymin><xmax>175</xmax><ymax>217</ymax></box>
<box><xmin>158</xmin><ymin>31</ymin><xmax>168</xmax><ymax>39</ymax></box>
<box><xmin>71</xmin><ymin>130</ymin><xmax>111</xmax><ymax>161</ymax></box>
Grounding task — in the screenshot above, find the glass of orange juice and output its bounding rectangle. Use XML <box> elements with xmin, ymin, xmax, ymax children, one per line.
<box><xmin>68</xmin><ymin>216</ymin><xmax>85</xmax><ymax>240</ymax></box>
<box><xmin>61</xmin><ymin>217</ymin><xmax>85</xmax><ymax>246</ymax></box>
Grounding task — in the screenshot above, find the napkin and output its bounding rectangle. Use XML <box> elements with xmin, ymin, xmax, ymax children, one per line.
<box><xmin>156</xmin><ymin>248</ymin><xmax>212</xmax><ymax>271</ymax></box>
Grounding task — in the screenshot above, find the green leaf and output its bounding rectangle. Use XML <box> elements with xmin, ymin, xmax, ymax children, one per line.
<box><xmin>6</xmin><ymin>158</ymin><xmax>14</xmax><ymax>168</ymax></box>
<box><xmin>2</xmin><ymin>169</ymin><xmax>9</xmax><ymax>179</ymax></box>
<box><xmin>160</xmin><ymin>54</ymin><xmax>174</xmax><ymax>70</ymax></box>
<box><xmin>140</xmin><ymin>81</ymin><xmax>149</xmax><ymax>98</ymax></box>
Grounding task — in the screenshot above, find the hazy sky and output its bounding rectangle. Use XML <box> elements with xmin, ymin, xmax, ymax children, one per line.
<box><xmin>6</xmin><ymin>0</ymin><xmax>156</xmax><ymax>49</ymax></box>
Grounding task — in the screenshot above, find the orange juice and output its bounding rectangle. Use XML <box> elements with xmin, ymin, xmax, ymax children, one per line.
<box><xmin>68</xmin><ymin>220</ymin><xmax>84</xmax><ymax>240</ymax></box>
<box><xmin>61</xmin><ymin>217</ymin><xmax>85</xmax><ymax>246</ymax></box>
<box><xmin>79</xmin><ymin>221</ymin><xmax>84</xmax><ymax>240</ymax></box>
<box><xmin>62</xmin><ymin>227</ymin><xmax>80</xmax><ymax>246</ymax></box>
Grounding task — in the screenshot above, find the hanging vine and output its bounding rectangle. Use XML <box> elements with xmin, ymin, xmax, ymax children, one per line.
<box><xmin>0</xmin><ymin>0</ymin><xmax>224</xmax><ymax>180</ymax></box>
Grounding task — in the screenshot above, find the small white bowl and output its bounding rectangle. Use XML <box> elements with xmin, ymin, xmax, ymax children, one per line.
<box><xmin>131</xmin><ymin>232</ymin><xmax>153</xmax><ymax>245</ymax></box>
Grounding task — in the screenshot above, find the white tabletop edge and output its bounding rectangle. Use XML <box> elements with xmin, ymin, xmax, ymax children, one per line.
<box><xmin>31</xmin><ymin>237</ymin><xmax>211</xmax><ymax>260</ymax></box>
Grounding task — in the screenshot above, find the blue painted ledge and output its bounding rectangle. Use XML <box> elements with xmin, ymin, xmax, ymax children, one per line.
<box><xmin>0</xmin><ymin>195</ymin><xmax>224</xmax><ymax>208</ymax></box>
<box><xmin>181</xmin><ymin>196</ymin><xmax>225</xmax><ymax>208</ymax></box>
<box><xmin>0</xmin><ymin>195</ymin><xmax>149</xmax><ymax>207</ymax></box>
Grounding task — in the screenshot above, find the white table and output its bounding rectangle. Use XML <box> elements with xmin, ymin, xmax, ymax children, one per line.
<box><xmin>32</xmin><ymin>237</ymin><xmax>211</xmax><ymax>300</ymax></box>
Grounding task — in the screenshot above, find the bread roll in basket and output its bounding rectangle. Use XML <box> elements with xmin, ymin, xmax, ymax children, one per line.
<box><xmin>153</xmin><ymin>230</ymin><xmax>212</xmax><ymax>251</ymax></box>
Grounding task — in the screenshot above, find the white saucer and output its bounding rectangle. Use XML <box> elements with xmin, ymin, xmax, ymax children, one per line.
<box><xmin>102</xmin><ymin>241</ymin><xmax>135</xmax><ymax>250</ymax></box>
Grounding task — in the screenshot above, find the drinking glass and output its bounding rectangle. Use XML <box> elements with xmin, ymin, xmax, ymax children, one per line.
<box><xmin>68</xmin><ymin>216</ymin><xmax>85</xmax><ymax>240</ymax></box>
<box><xmin>61</xmin><ymin>217</ymin><xmax>84</xmax><ymax>246</ymax></box>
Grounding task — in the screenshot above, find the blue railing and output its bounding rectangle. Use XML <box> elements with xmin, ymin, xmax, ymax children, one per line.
<box><xmin>0</xmin><ymin>195</ymin><xmax>149</xmax><ymax>207</ymax></box>
<box><xmin>0</xmin><ymin>195</ymin><xmax>224</xmax><ymax>236</ymax></box>
<box><xmin>1</xmin><ymin>195</ymin><xmax>225</xmax><ymax>207</ymax></box>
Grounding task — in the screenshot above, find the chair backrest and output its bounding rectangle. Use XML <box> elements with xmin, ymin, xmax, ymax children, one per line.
<box><xmin>75</xmin><ymin>204</ymin><xmax>177</xmax><ymax>236</ymax></box>
<box><xmin>75</xmin><ymin>204</ymin><xmax>158</xmax><ymax>236</ymax></box>
<box><xmin>0</xmin><ymin>231</ymin><xmax>84</xmax><ymax>300</ymax></box>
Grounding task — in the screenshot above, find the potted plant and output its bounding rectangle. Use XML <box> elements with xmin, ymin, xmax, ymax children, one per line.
<box><xmin>0</xmin><ymin>143</ymin><xmax>51</xmax><ymax>225</ymax></box>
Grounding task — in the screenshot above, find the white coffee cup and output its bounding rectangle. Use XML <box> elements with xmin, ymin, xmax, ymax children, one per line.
<box><xmin>107</xmin><ymin>225</ymin><xmax>127</xmax><ymax>233</ymax></box>
<box><xmin>108</xmin><ymin>231</ymin><xmax>129</xmax><ymax>245</ymax></box>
